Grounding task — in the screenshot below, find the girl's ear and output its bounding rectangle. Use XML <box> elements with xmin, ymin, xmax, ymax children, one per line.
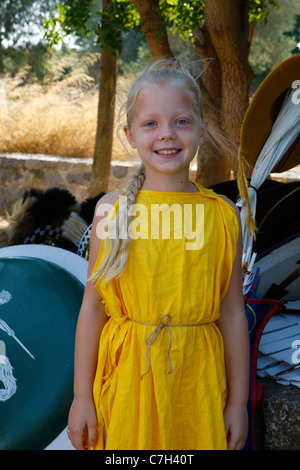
<box><xmin>199</xmin><ymin>120</ymin><xmax>208</xmax><ymax>145</ymax></box>
<box><xmin>123</xmin><ymin>126</ymin><xmax>137</xmax><ymax>149</ymax></box>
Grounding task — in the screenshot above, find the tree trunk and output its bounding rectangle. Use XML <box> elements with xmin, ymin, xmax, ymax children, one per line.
<box><xmin>194</xmin><ymin>27</ymin><xmax>230</xmax><ymax>186</ymax></box>
<box><xmin>132</xmin><ymin>0</ymin><xmax>174</xmax><ymax>60</ymax></box>
<box><xmin>194</xmin><ymin>0</ymin><xmax>253</xmax><ymax>187</ymax></box>
<box><xmin>90</xmin><ymin>48</ymin><xmax>118</xmax><ymax>197</ymax></box>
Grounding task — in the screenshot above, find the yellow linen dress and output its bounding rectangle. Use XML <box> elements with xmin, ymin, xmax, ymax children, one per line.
<box><xmin>91</xmin><ymin>182</ymin><xmax>239</xmax><ymax>450</ymax></box>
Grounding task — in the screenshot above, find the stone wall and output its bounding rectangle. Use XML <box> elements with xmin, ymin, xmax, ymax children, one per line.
<box><xmin>0</xmin><ymin>153</ymin><xmax>142</xmax><ymax>214</ymax></box>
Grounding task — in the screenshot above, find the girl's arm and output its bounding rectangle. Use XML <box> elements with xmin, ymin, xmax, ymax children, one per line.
<box><xmin>67</xmin><ymin>191</ymin><xmax>119</xmax><ymax>450</ymax></box>
<box><xmin>217</xmin><ymin>201</ymin><xmax>250</xmax><ymax>450</ymax></box>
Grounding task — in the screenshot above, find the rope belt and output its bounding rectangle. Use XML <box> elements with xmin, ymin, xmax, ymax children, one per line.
<box><xmin>129</xmin><ymin>314</ymin><xmax>210</xmax><ymax>380</ymax></box>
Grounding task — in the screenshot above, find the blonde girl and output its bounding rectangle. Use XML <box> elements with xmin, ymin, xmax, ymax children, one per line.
<box><xmin>67</xmin><ymin>59</ymin><xmax>250</xmax><ymax>450</ymax></box>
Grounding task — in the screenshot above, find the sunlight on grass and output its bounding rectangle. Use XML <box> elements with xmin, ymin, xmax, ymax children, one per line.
<box><xmin>0</xmin><ymin>55</ymin><xmax>139</xmax><ymax>161</ymax></box>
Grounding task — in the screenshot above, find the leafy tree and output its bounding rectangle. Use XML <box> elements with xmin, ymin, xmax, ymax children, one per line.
<box><xmin>2</xmin><ymin>43</ymin><xmax>51</xmax><ymax>81</ymax></box>
<box><xmin>0</xmin><ymin>0</ymin><xmax>57</xmax><ymax>73</ymax></box>
<box><xmin>249</xmin><ymin>0</ymin><xmax>300</xmax><ymax>88</ymax></box>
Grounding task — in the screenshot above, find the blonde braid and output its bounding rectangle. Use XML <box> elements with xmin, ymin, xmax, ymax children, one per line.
<box><xmin>92</xmin><ymin>163</ymin><xmax>146</xmax><ymax>286</ymax></box>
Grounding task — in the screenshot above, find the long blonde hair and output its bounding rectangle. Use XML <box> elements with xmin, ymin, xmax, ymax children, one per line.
<box><xmin>92</xmin><ymin>58</ymin><xmax>253</xmax><ymax>286</ymax></box>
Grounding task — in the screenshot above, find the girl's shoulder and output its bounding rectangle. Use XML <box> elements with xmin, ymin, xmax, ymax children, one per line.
<box><xmin>93</xmin><ymin>190</ymin><xmax>123</xmax><ymax>240</ymax></box>
<box><xmin>197</xmin><ymin>184</ymin><xmax>241</xmax><ymax>236</ymax></box>
<box><xmin>196</xmin><ymin>184</ymin><xmax>240</xmax><ymax>216</ymax></box>
<box><xmin>219</xmin><ymin>195</ymin><xmax>241</xmax><ymax>221</ymax></box>
<box><xmin>95</xmin><ymin>189</ymin><xmax>123</xmax><ymax>210</ymax></box>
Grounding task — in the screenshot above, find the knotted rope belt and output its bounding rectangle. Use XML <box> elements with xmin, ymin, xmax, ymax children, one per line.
<box><xmin>129</xmin><ymin>314</ymin><xmax>210</xmax><ymax>379</ymax></box>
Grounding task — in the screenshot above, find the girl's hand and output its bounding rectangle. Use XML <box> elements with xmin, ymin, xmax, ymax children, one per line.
<box><xmin>67</xmin><ymin>397</ymin><xmax>98</xmax><ymax>450</ymax></box>
<box><xmin>224</xmin><ymin>403</ymin><xmax>248</xmax><ymax>450</ymax></box>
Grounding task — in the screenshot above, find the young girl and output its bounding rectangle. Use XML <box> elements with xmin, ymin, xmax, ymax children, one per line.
<box><xmin>67</xmin><ymin>59</ymin><xmax>250</xmax><ymax>451</ymax></box>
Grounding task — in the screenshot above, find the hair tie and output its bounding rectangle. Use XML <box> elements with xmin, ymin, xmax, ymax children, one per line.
<box><xmin>248</xmin><ymin>184</ymin><xmax>258</xmax><ymax>194</ymax></box>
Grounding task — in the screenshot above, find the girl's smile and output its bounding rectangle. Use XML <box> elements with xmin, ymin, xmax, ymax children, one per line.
<box><xmin>154</xmin><ymin>148</ymin><xmax>182</xmax><ymax>158</ymax></box>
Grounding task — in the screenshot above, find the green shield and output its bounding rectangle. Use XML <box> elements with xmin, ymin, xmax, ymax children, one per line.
<box><xmin>0</xmin><ymin>256</ymin><xmax>84</xmax><ymax>450</ymax></box>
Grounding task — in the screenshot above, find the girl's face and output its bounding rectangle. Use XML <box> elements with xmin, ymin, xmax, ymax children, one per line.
<box><xmin>124</xmin><ymin>83</ymin><xmax>206</xmax><ymax>178</ymax></box>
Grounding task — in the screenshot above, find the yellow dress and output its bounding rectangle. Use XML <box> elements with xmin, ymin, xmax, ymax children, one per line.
<box><xmin>92</xmin><ymin>182</ymin><xmax>239</xmax><ymax>450</ymax></box>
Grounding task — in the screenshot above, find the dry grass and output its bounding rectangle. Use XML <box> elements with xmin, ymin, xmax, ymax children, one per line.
<box><xmin>1</xmin><ymin>56</ymin><xmax>300</xmax><ymax>174</ymax></box>
<box><xmin>0</xmin><ymin>54</ymin><xmax>139</xmax><ymax>161</ymax></box>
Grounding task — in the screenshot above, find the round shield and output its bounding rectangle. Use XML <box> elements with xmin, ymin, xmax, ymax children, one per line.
<box><xmin>0</xmin><ymin>256</ymin><xmax>84</xmax><ymax>450</ymax></box>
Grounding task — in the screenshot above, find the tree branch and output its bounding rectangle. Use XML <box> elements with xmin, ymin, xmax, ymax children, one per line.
<box><xmin>132</xmin><ymin>0</ymin><xmax>174</xmax><ymax>60</ymax></box>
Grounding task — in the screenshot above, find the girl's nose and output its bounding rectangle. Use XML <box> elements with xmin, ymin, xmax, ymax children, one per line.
<box><xmin>159</xmin><ymin>124</ymin><xmax>176</xmax><ymax>140</ymax></box>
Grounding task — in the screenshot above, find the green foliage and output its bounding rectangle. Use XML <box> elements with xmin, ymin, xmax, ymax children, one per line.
<box><xmin>249</xmin><ymin>0</ymin><xmax>300</xmax><ymax>91</ymax></box>
<box><xmin>118</xmin><ymin>30</ymin><xmax>148</xmax><ymax>74</ymax></box>
<box><xmin>43</xmin><ymin>0</ymin><xmax>282</xmax><ymax>53</ymax></box>
<box><xmin>288</xmin><ymin>13</ymin><xmax>300</xmax><ymax>54</ymax></box>
<box><xmin>159</xmin><ymin>0</ymin><xmax>205</xmax><ymax>40</ymax></box>
<box><xmin>43</xmin><ymin>1</ymin><xmax>90</xmax><ymax>46</ymax></box>
<box><xmin>0</xmin><ymin>0</ymin><xmax>58</xmax><ymax>73</ymax></box>
<box><xmin>44</xmin><ymin>0</ymin><xmax>141</xmax><ymax>54</ymax></box>
<box><xmin>0</xmin><ymin>0</ymin><xmax>58</xmax><ymax>44</ymax></box>
<box><xmin>248</xmin><ymin>0</ymin><xmax>279</xmax><ymax>23</ymax></box>
<box><xmin>159</xmin><ymin>0</ymin><xmax>280</xmax><ymax>41</ymax></box>
<box><xmin>95</xmin><ymin>0</ymin><xmax>141</xmax><ymax>55</ymax></box>
<box><xmin>3</xmin><ymin>43</ymin><xmax>51</xmax><ymax>80</ymax></box>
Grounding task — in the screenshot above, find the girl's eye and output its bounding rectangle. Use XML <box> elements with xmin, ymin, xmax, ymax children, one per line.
<box><xmin>144</xmin><ymin>121</ymin><xmax>156</xmax><ymax>127</ymax></box>
<box><xmin>176</xmin><ymin>119</ymin><xmax>188</xmax><ymax>125</ymax></box>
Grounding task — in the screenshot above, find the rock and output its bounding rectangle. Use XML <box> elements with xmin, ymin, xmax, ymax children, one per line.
<box><xmin>257</xmin><ymin>379</ymin><xmax>300</xmax><ymax>450</ymax></box>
